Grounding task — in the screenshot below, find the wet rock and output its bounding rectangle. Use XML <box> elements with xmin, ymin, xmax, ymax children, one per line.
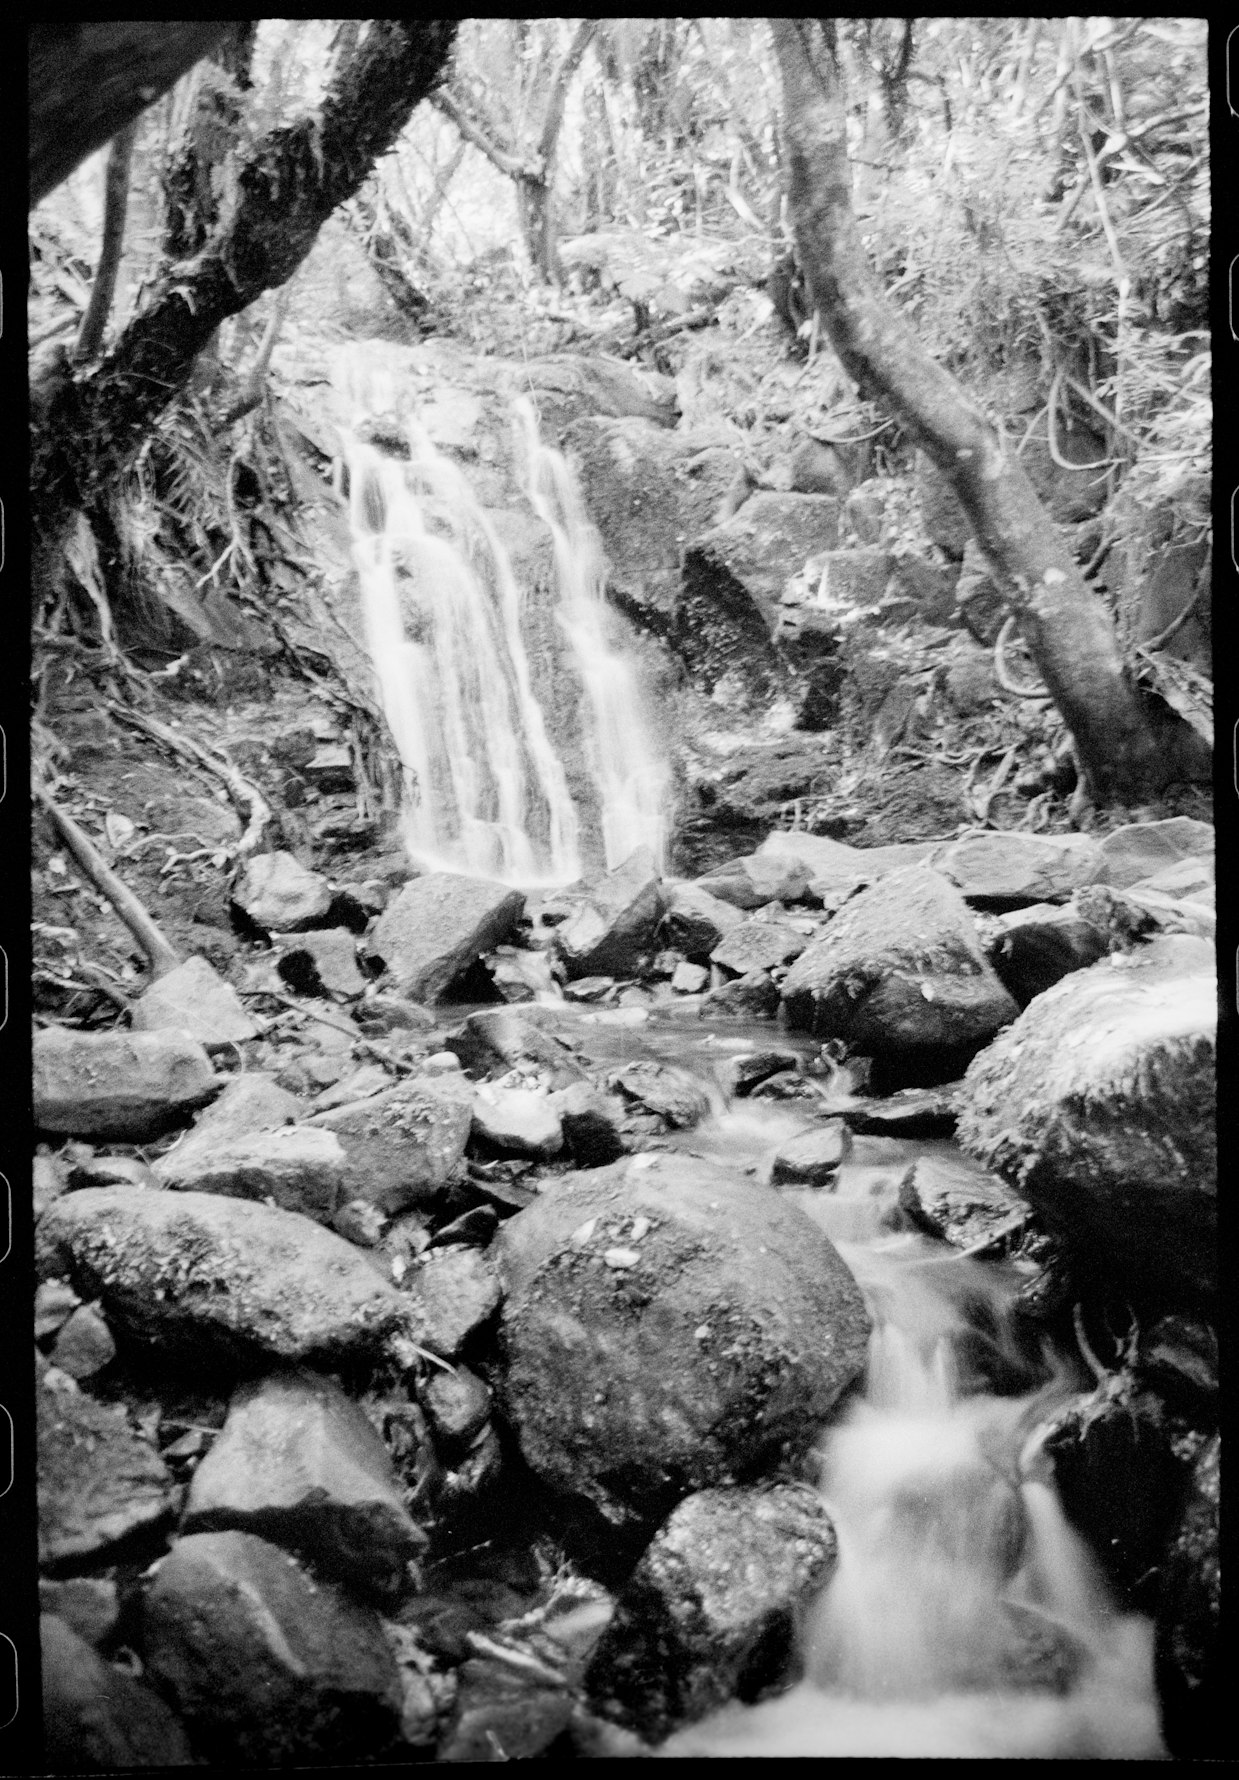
<box><xmin>34</xmin><ymin>1149</ymin><xmax>70</xmax><ymax>1222</ymax></box>
<box><xmin>1137</xmin><ymin>1315</ymin><xmax>1218</xmax><ymax>1412</ymax></box>
<box><xmin>661</xmin><ymin>882</ymin><xmax>745</xmax><ymax>955</ymax></box>
<box><xmin>38</xmin><ymin>1369</ymin><xmax>176</xmax><ymax>1568</ymax></box>
<box><xmin>585</xmin><ymin>1483</ymin><xmax>838</xmax><ymax>1742</ymax></box>
<box><xmin>471</xmin><ymin>1084</ymin><xmax>563</xmax><ymax>1158</ymax></box>
<box><xmin>689</xmin><ymin>493</ymin><xmax>842</xmax><ymax>632</ymax></box>
<box><xmin>554</xmin><ymin>847</ymin><xmax>665</xmax><ymax>980</ymax></box>
<box><xmin>277</xmin><ymin>928</ymin><xmax>368</xmax><ymax>998</ymax></box>
<box><xmin>37</xmin><ymin>1188</ymin><xmax>418</xmax><ymax>1366</ymax></box>
<box><xmin>49</xmin><ymin>1303</ymin><xmax>116</xmax><ymax>1379</ymax></box>
<box><xmin>495</xmin><ymin>1153</ymin><xmax>871</xmax><ymax>1528</ymax></box>
<box><xmin>611</xmin><ymin>1062</ymin><xmax>712</xmax><ymax>1131</ymax></box>
<box><xmin>311</xmin><ymin>1077</ymin><xmax>473</xmax><ymax>1216</ymax></box>
<box><xmin>897</xmin><ymin>1152</ymin><xmax>1029</xmax><ymax>1252</ymax></box>
<box><xmin>447</xmin><ymin>1004</ymin><xmax>586</xmax><ymax>1089</ymax></box>
<box><xmin>931</xmin><ymin>831</ymin><xmax>1102</xmax><ymax>909</ymax></box>
<box><xmin>840</xmin><ymin>1087</ymin><xmax>958</xmax><ymax>1138</ymax></box>
<box><xmin>34</xmin><ymin>1025</ymin><xmax>219</xmax><ymax>1140</ymax></box>
<box><xmin>711</xmin><ymin>918</ymin><xmax>810</xmax><ymax>976</ymax></box>
<box><xmin>42</xmin><ymin>1614</ymin><xmax>196</xmax><ymax>1770</ymax></box>
<box><xmin>232</xmin><ymin>850</ymin><xmax>334</xmax><ymax>932</ymax></box>
<box><xmin>781</xmin><ymin>865</ymin><xmax>1019</xmax><ymax>1088</ymax></box>
<box><xmin>183</xmin><ymin>1368</ymin><xmax>426</xmax><ymax>1595</ymax></box>
<box><xmin>439</xmin><ymin>1661</ymin><xmax>573</xmax><ymax>1763</ymax></box>
<box><xmin>485</xmin><ymin>944</ymin><xmax>559</xmax><ymax>1003</ymax></box>
<box><xmin>770</xmin><ymin>1122</ymin><xmax>852</xmax><ymax>1187</ymax></box>
<box><xmin>141</xmin><ymin>1530</ymin><xmax>403</xmax><ymax>1765</ymax></box>
<box><xmin>39</xmin><ymin>1578</ymin><xmax>120</xmax><ymax>1650</ymax></box>
<box><xmin>723</xmin><ymin>1051</ymin><xmax>802</xmax><ymax>1098</ymax></box>
<box><xmin>419</xmin><ymin>1367</ymin><xmax>492</xmax><ymax>1452</ymax></box>
<box><xmin>700</xmin><ymin>969</ymin><xmax>781</xmax><ymax>1019</ymax></box>
<box><xmin>367</xmin><ymin>873</ymin><xmax>526</xmax><ymax>1003</ymax></box>
<box><xmin>956</xmin><ymin>935</ymin><xmax>1216</xmax><ymax>1298</ymax></box>
<box><xmin>550</xmin><ymin>1081</ymin><xmax>629</xmax><ymax>1166</ymax></box>
<box><xmin>1155</xmin><ymin>1433</ymin><xmax>1221</xmax><ymax>1760</ymax></box>
<box><xmin>409</xmin><ymin>1245</ymin><xmax>502</xmax><ymax>1358</ymax></box>
<box><xmin>671</xmin><ymin>960</ymin><xmax>709</xmax><ymax>994</ymax></box>
<box><xmin>561</xmin><ymin>974</ymin><xmax>616</xmax><ymax>1002</ymax></box>
<box><xmin>433</xmin><ymin>1205</ymin><xmax>500</xmax><ymax>1248</ymax></box>
<box><xmin>1089</xmin><ymin>818</ymin><xmax>1214</xmax><ymax>891</ymax></box>
<box><xmin>130</xmin><ymin>954</ymin><xmax>260</xmax><ymax>1047</ymax></box>
<box><xmin>984</xmin><ymin>903</ymin><xmax>1114</xmax><ymax>1007</ymax></box>
<box><xmin>35</xmin><ymin>1278</ymin><xmax>82</xmax><ymax>1344</ymax></box>
<box><xmin>154</xmin><ymin>1124</ymin><xmax>346</xmax><ymax>1220</ymax></box>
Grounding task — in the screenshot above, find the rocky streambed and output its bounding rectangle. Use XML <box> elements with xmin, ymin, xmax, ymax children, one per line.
<box><xmin>35</xmin><ymin>814</ymin><xmax>1218</xmax><ymax>1763</ymax></box>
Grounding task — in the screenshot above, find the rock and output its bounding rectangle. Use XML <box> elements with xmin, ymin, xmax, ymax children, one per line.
<box><xmin>839</xmin><ymin>1087</ymin><xmax>958</xmax><ymax>1138</ymax></box>
<box><xmin>183</xmin><ymin>1368</ymin><xmax>426</xmax><ymax>1595</ymax></box>
<box><xmin>130</xmin><ymin>954</ymin><xmax>260</xmax><ymax>1047</ymax></box>
<box><xmin>154</xmin><ymin>1124</ymin><xmax>346</xmax><ymax>1221</ymax></box>
<box><xmin>611</xmin><ymin>1062</ymin><xmax>712</xmax><ymax>1131</ymax></box>
<box><xmin>35</xmin><ymin>1278</ymin><xmax>82</xmax><ymax>1343</ymax></box>
<box><xmin>1089</xmin><ymin>818</ymin><xmax>1214</xmax><ymax>891</ymax></box>
<box><xmin>472</xmin><ymin>1084</ymin><xmax>563</xmax><ymax>1158</ymax></box>
<box><xmin>711</xmin><ymin>919</ymin><xmax>810</xmax><ymax>976</ymax></box>
<box><xmin>984</xmin><ymin>902</ymin><xmax>1114</xmax><ymax>1006</ymax></box>
<box><xmin>814</xmin><ymin>547</ymin><xmax>892</xmax><ymax>606</ymax></box>
<box><xmin>931</xmin><ymin>831</ymin><xmax>1102</xmax><ymax>908</ymax></box>
<box><xmin>781</xmin><ymin>865</ymin><xmax>1019</xmax><ymax>1087</ymax></box>
<box><xmin>554</xmin><ymin>847</ymin><xmax>665</xmax><ymax>980</ymax></box>
<box><xmin>313</xmin><ymin>1063</ymin><xmax>392</xmax><ymax>1111</ymax></box>
<box><xmin>277</xmin><ymin>928</ymin><xmax>369</xmax><ymax>998</ymax></box>
<box><xmin>562</xmin><ymin>974</ymin><xmax>617</xmax><ymax>1002</ymax></box>
<box><xmin>311</xmin><ymin>1077</ymin><xmax>473</xmax><ymax>1215</ymax></box>
<box><xmin>232</xmin><ymin>850</ymin><xmax>334</xmax><ymax>932</ymax></box>
<box><xmin>438</xmin><ymin>1664</ymin><xmax>573</xmax><ymax>1763</ymax></box>
<box><xmin>36</xmin><ymin>1188</ymin><xmax>418</xmax><ymax>1366</ymax></box>
<box><xmin>896</xmin><ymin>1152</ymin><xmax>1028</xmax><ymax>1252</ymax></box>
<box><xmin>49</xmin><ymin>1304</ymin><xmax>116</xmax><ymax>1379</ymax></box>
<box><xmin>38</xmin><ymin>1578</ymin><xmax>120</xmax><ymax>1650</ymax></box>
<box><xmin>756</xmin><ymin>828</ymin><xmax>938</xmax><ymax>887</ymax></box>
<box><xmin>915</xmin><ymin>450</ymin><xmax>971</xmax><ymax>558</ymax></box>
<box><xmin>141</xmin><ymin>1530</ymin><xmax>403</xmax><ymax>1765</ymax></box>
<box><xmin>42</xmin><ymin>1614</ymin><xmax>196</xmax><ymax>1770</ymax></box>
<box><xmin>174</xmin><ymin>1072</ymin><xmax>301</xmax><ymax>1156</ymax></box>
<box><xmin>770</xmin><ymin>1122</ymin><xmax>852</xmax><ymax>1187</ymax></box>
<box><xmin>699</xmin><ymin>854</ymin><xmax>813</xmax><ymax>911</ymax></box>
<box><xmin>953</xmin><ymin>537</ymin><xmax>1006</xmax><ymax>643</ymax></box>
<box><xmin>304</xmin><ymin>742</ymin><xmax>353</xmax><ymax>790</ymax></box>
<box><xmin>494</xmin><ymin>1153</ymin><xmax>871</xmax><ymax>1528</ymax></box>
<box><xmin>34</xmin><ymin>1150</ymin><xmax>70</xmax><ymax>1222</ymax></box>
<box><xmin>887</xmin><ymin>553</ymin><xmax>959</xmax><ymax>621</ymax></box>
<box><xmin>34</xmin><ymin>1026</ymin><xmax>219</xmax><ymax>1140</ymax></box>
<box><xmin>367</xmin><ymin>873</ymin><xmax>525</xmax><ymax>1002</ymax></box>
<box><xmin>722</xmin><ymin>1052</ymin><xmax>802</xmax><ymax>1098</ymax></box>
<box><xmin>671</xmin><ymin>960</ymin><xmax>709</xmax><ymax>994</ymax></box>
<box><xmin>585</xmin><ymin>1484</ymin><xmax>837</xmax><ymax>1742</ymax></box>
<box><xmin>550</xmin><ymin>1082</ymin><xmax>629</xmax><ymax>1166</ymax></box>
<box><xmin>1137</xmin><ymin>1314</ymin><xmax>1218</xmax><ymax>1411</ymax></box>
<box><xmin>485</xmin><ymin>944</ymin><xmax>559</xmax><ymax>1003</ymax></box>
<box><xmin>1155</xmin><ymin>1433</ymin><xmax>1221</xmax><ymax>1760</ymax></box>
<box><xmin>661</xmin><ymin>882</ymin><xmax>745</xmax><ymax>955</ymax></box>
<box><xmin>956</xmin><ymin>935</ymin><xmax>1216</xmax><ymax>1298</ymax></box>
<box><xmin>38</xmin><ymin>1369</ymin><xmax>176</xmax><ymax>1568</ymax></box>
<box><xmin>447</xmin><ymin>1004</ymin><xmax>586</xmax><ymax>1088</ymax></box>
<box><xmin>419</xmin><ymin>1367</ymin><xmax>492</xmax><ymax>1452</ymax></box>
<box><xmin>67</xmin><ymin>1155</ymin><xmax>159</xmax><ymax>1191</ymax></box>
<box><xmin>701</xmin><ymin>970</ymin><xmax>781</xmax><ymax>1019</ymax></box>
<box><xmin>409</xmin><ymin>1245</ymin><xmax>502</xmax><ymax>1358</ymax></box>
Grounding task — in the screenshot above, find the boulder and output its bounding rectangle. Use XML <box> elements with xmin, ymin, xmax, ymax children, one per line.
<box><xmin>310</xmin><ymin>1077</ymin><xmax>473</xmax><ymax>1216</ymax></box>
<box><xmin>494</xmin><ymin>1153</ymin><xmax>871</xmax><ymax>1527</ymax></box>
<box><xmin>141</xmin><ymin>1530</ymin><xmax>402</xmax><ymax>1765</ymax></box>
<box><xmin>277</xmin><ymin>928</ymin><xmax>368</xmax><ymax>998</ymax></box>
<box><xmin>660</xmin><ymin>882</ymin><xmax>745</xmax><ymax>955</ymax></box>
<box><xmin>930</xmin><ymin>831</ymin><xmax>1102</xmax><ymax>908</ymax></box>
<box><xmin>671</xmin><ymin>961</ymin><xmax>710</xmax><ymax>994</ymax></box>
<box><xmin>447</xmin><ymin>1005</ymin><xmax>586</xmax><ymax>1089</ymax></box>
<box><xmin>711</xmin><ymin>919</ymin><xmax>810</xmax><ymax>977</ymax></box>
<box><xmin>42</xmin><ymin>1614</ymin><xmax>196</xmax><ymax>1770</ymax></box>
<box><xmin>154</xmin><ymin>1124</ymin><xmax>346</xmax><ymax>1221</ymax></box>
<box><xmin>36</xmin><ymin>1188</ymin><xmax>418</xmax><ymax>1366</ymax></box>
<box><xmin>472</xmin><ymin>1084</ymin><xmax>564</xmax><ymax>1159</ymax></box>
<box><xmin>610</xmin><ymin>1062</ymin><xmax>712</xmax><ymax>1131</ymax></box>
<box><xmin>34</xmin><ymin>1026</ymin><xmax>218</xmax><ymax>1140</ymax></box>
<box><xmin>183</xmin><ymin>1368</ymin><xmax>426</xmax><ymax>1595</ymax></box>
<box><xmin>700</xmin><ymin>970</ymin><xmax>781</xmax><ymax>1020</ymax></box>
<box><xmin>585</xmin><ymin>1484</ymin><xmax>837</xmax><ymax>1743</ymax></box>
<box><xmin>171</xmin><ymin>1072</ymin><xmax>300</xmax><ymax>1157</ymax></box>
<box><xmin>1089</xmin><ymin>819</ymin><xmax>1213</xmax><ymax>891</ymax></box>
<box><xmin>699</xmin><ymin>855</ymin><xmax>813</xmax><ymax>912</ymax></box>
<box><xmin>722</xmin><ymin>1052</ymin><xmax>802</xmax><ymax>1098</ymax></box>
<box><xmin>232</xmin><ymin>851</ymin><xmax>334</xmax><ymax>932</ymax></box>
<box><xmin>38</xmin><ymin>1370</ymin><xmax>177</xmax><ymax>1569</ymax></box>
<box><xmin>408</xmin><ymin>1245</ymin><xmax>502</xmax><ymax>1358</ymax></box>
<box><xmin>1155</xmin><ymin>1433</ymin><xmax>1221</xmax><ymax>1760</ymax></box>
<box><xmin>838</xmin><ymin>1088</ymin><xmax>957</xmax><ymax>1139</ymax></box>
<box><xmin>780</xmin><ymin>865</ymin><xmax>1019</xmax><ymax>1087</ymax></box>
<box><xmin>130</xmin><ymin>954</ymin><xmax>260</xmax><ymax>1047</ymax></box>
<box><xmin>956</xmin><ymin>935</ymin><xmax>1216</xmax><ymax>1298</ymax></box>
<box><xmin>549</xmin><ymin>1081</ymin><xmax>629</xmax><ymax>1167</ymax></box>
<box><xmin>38</xmin><ymin>1579</ymin><xmax>120</xmax><ymax>1651</ymax></box>
<box><xmin>419</xmin><ymin>1366</ymin><xmax>492</xmax><ymax>1452</ymax></box>
<box><xmin>756</xmin><ymin>828</ymin><xmax>938</xmax><ymax>887</ymax></box>
<box><xmin>49</xmin><ymin>1304</ymin><xmax>116</xmax><ymax>1380</ymax></box>
<box><xmin>770</xmin><ymin>1122</ymin><xmax>852</xmax><ymax>1188</ymax></box>
<box><xmin>367</xmin><ymin>873</ymin><xmax>525</xmax><ymax>1002</ymax></box>
<box><xmin>896</xmin><ymin>1151</ymin><xmax>1028</xmax><ymax>1252</ymax></box>
<box><xmin>554</xmin><ymin>847</ymin><xmax>665</xmax><ymax>980</ymax></box>
<box><xmin>984</xmin><ymin>902</ymin><xmax>1114</xmax><ymax>1007</ymax></box>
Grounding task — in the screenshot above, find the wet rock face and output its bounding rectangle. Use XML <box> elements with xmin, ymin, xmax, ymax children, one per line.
<box><xmin>1155</xmin><ymin>1432</ymin><xmax>1221</xmax><ymax>1761</ymax></box>
<box><xmin>366</xmin><ymin>872</ymin><xmax>526</xmax><ymax>1002</ymax></box>
<box><xmin>780</xmin><ymin>864</ymin><xmax>1019</xmax><ymax>1087</ymax></box>
<box><xmin>494</xmin><ymin>1153</ymin><xmax>871</xmax><ymax>1530</ymax></box>
<box><xmin>34</xmin><ymin>1025</ymin><xmax>219</xmax><ymax>1140</ymax></box>
<box><xmin>585</xmin><ymin>1483</ymin><xmax>838</xmax><ymax>1743</ymax></box>
<box><xmin>956</xmin><ymin>934</ymin><xmax>1216</xmax><ymax>1300</ymax></box>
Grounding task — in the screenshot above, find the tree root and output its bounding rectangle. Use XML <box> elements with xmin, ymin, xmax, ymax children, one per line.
<box><xmin>105</xmin><ymin>700</ymin><xmax>272</xmax><ymax>859</ymax></box>
<box><xmin>34</xmin><ymin>781</ymin><xmax>182</xmax><ymax>979</ymax></box>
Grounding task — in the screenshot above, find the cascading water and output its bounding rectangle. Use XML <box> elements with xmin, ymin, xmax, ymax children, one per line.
<box><xmin>332</xmin><ymin>351</ymin><xmax>667</xmax><ymax>885</ymax></box>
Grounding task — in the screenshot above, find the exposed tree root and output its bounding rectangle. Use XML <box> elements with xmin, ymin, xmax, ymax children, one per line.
<box><xmin>34</xmin><ymin>781</ymin><xmax>182</xmax><ymax>979</ymax></box>
<box><xmin>105</xmin><ymin>701</ymin><xmax>272</xmax><ymax>859</ymax></box>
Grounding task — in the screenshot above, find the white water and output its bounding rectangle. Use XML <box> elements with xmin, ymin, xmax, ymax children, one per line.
<box><xmin>331</xmin><ymin>353</ymin><xmax>666</xmax><ymax>885</ymax></box>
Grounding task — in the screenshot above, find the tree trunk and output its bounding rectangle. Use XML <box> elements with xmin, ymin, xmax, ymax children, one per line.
<box><xmin>29</xmin><ymin>23</ymin><xmax>233</xmax><ymax>207</ymax></box>
<box><xmin>73</xmin><ymin>120</ymin><xmax>137</xmax><ymax>363</ymax></box>
<box><xmin>32</xmin><ymin>21</ymin><xmax>458</xmax><ymax>535</ymax></box>
<box><xmin>770</xmin><ymin>19</ymin><xmax>1208</xmax><ymax>801</ymax></box>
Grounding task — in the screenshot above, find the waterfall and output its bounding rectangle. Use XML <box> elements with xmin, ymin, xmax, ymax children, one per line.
<box><xmin>332</xmin><ymin>352</ymin><xmax>667</xmax><ymax>886</ymax></box>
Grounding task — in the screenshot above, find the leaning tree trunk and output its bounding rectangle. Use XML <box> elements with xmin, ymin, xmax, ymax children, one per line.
<box><xmin>32</xmin><ymin>21</ymin><xmax>458</xmax><ymax>537</ymax></box>
<box><xmin>770</xmin><ymin>19</ymin><xmax>1209</xmax><ymax>801</ymax></box>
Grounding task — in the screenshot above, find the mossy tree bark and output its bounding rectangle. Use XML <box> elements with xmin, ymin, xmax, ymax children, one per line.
<box><xmin>770</xmin><ymin>19</ymin><xmax>1209</xmax><ymax>801</ymax></box>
